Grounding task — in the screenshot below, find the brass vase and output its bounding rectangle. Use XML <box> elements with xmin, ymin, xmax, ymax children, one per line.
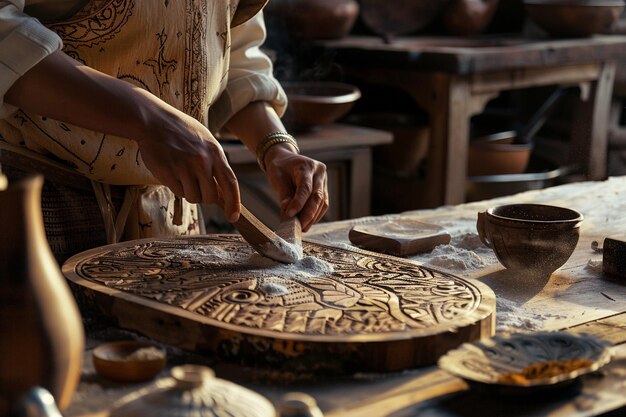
<box><xmin>0</xmin><ymin>175</ymin><xmax>84</xmax><ymax>414</ymax></box>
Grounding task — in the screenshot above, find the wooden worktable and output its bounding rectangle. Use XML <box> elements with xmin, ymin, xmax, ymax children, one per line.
<box><xmin>319</xmin><ymin>35</ymin><xmax>626</xmax><ymax>207</ymax></box>
<box><xmin>66</xmin><ymin>176</ymin><xmax>626</xmax><ymax>417</ymax></box>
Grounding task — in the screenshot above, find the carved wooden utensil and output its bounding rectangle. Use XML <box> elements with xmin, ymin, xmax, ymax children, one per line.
<box><xmin>349</xmin><ymin>220</ymin><xmax>451</xmax><ymax>257</ymax></box>
<box><xmin>230</xmin><ymin>204</ymin><xmax>301</xmax><ymax>264</ymax></box>
<box><xmin>275</xmin><ymin>214</ymin><xmax>303</xmax><ymax>254</ymax></box>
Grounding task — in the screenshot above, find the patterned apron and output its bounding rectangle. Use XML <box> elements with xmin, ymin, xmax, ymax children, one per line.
<box><xmin>0</xmin><ymin>0</ymin><xmax>266</xmax><ymax>241</ymax></box>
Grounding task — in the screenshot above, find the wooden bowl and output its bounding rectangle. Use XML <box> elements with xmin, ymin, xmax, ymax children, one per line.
<box><xmin>477</xmin><ymin>203</ymin><xmax>583</xmax><ymax>275</ymax></box>
<box><xmin>523</xmin><ymin>0</ymin><xmax>625</xmax><ymax>37</ymax></box>
<box><xmin>467</xmin><ymin>131</ymin><xmax>532</xmax><ymax>176</ymax></box>
<box><xmin>282</xmin><ymin>82</ymin><xmax>361</xmax><ymax>131</ymax></box>
<box><xmin>92</xmin><ymin>341</ymin><xmax>166</xmax><ymax>382</ymax></box>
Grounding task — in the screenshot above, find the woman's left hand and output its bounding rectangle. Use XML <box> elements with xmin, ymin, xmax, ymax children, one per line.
<box><xmin>264</xmin><ymin>145</ymin><xmax>328</xmax><ymax>232</ymax></box>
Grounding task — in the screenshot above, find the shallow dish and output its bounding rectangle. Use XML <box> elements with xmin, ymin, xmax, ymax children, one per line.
<box><xmin>92</xmin><ymin>340</ymin><xmax>166</xmax><ymax>382</ymax></box>
<box><xmin>438</xmin><ymin>332</ymin><xmax>611</xmax><ymax>393</ymax></box>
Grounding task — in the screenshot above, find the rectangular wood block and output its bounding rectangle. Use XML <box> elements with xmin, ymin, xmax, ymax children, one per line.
<box><xmin>603</xmin><ymin>235</ymin><xmax>626</xmax><ymax>281</ymax></box>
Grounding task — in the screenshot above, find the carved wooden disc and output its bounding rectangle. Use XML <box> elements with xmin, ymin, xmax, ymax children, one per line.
<box><xmin>63</xmin><ymin>235</ymin><xmax>495</xmax><ymax>373</ymax></box>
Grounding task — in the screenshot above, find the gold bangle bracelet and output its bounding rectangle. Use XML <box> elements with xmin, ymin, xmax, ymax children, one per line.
<box><xmin>256</xmin><ymin>132</ymin><xmax>299</xmax><ymax>172</ymax></box>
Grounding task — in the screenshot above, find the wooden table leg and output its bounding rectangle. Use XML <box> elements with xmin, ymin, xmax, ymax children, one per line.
<box><xmin>570</xmin><ymin>62</ymin><xmax>616</xmax><ymax>179</ymax></box>
<box><xmin>421</xmin><ymin>74</ymin><xmax>472</xmax><ymax>206</ymax></box>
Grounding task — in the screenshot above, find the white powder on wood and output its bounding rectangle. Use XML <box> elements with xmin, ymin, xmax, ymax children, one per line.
<box><xmin>495</xmin><ymin>297</ymin><xmax>565</xmax><ymax>332</ymax></box>
<box><xmin>258</xmin><ymin>281</ymin><xmax>290</xmax><ymax>296</ymax></box>
<box><xmin>259</xmin><ymin>238</ymin><xmax>303</xmax><ymax>263</ymax></box>
<box><xmin>247</xmin><ymin>255</ymin><xmax>335</xmax><ymax>297</ymax></box>
<box><xmin>246</xmin><ymin>254</ymin><xmax>334</xmax><ymax>281</ymax></box>
<box><xmin>451</xmin><ymin>233</ymin><xmax>485</xmax><ymax>251</ymax></box>
<box><xmin>425</xmin><ymin>245</ymin><xmax>488</xmax><ymax>272</ymax></box>
<box><xmin>167</xmin><ymin>242</ymin><xmax>333</xmax><ymax>283</ymax></box>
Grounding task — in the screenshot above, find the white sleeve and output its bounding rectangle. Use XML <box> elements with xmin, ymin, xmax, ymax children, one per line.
<box><xmin>208</xmin><ymin>11</ymin><xmax>287</xmax><ymax>131</ymax></box>
<box><xmin>0</xmin><ymin>0</ymin><xmax>63</xmax><ymax>118</ymax></box>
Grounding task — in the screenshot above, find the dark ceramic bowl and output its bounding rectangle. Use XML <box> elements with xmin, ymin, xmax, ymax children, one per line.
<box><xmin>477</xmin><ymin>203</ymin><xmax>583</xmax><ymax>275</ymax></box>
<box><xmin>523</xmin><ymin>0</ymin><xmax>625</xmax><ymax>37</ymax></box>
<box><xmin>282</xmin><ymin>82</ymin><xmax>361</xmax><ymax>131</ymax></box>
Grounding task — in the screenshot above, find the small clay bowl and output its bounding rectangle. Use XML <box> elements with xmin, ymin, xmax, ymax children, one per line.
<box><xmin>92</xmin><ymin>341</ymin><xmax>166</xmax><ymax>382</ymax></box>
<box><xmin>477</xmin><ymin>203</ymin><xmax>583</xmax><ymax>275</ymax></box>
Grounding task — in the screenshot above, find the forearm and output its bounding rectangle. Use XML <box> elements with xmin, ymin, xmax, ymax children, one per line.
<box><xmin>4</xmin><ymin>49</ymin><xmax>242</xmax><ymax>219</ymax></box>
<box><xmin>224</xmin><ymin>101</ymin><xmax>297</xmax><ymax>160</ymax></box>
<box><xmin>225</xmin><ymin>100</ymin><xmax>328</xmax><ymax>229</ymax></box>
<box><xmin>224</xmin><ymin>100</ymin><xmax>279</xmax><ymax>151</ymax></box>
<box><xmin>4</xmin><ymin>50</ymin><xmax>176</xmax><ymax>143</ymax></box>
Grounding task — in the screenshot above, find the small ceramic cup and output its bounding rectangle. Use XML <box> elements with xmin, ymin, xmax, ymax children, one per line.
<box><xmin>477</xmin><ymin>203</ymin><xmax>583</xmax><ymax>275</ymax></box>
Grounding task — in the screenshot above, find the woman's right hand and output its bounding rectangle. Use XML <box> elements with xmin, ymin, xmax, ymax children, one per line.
<box><xmin>5</xmin><ymin>51</ymin><xmax>242</xmax><ymax>222</ymax></box>
<box><xmin>137</xmin><ymin>109</ymin><xmax>241</xmax><ymax>222</ymax></box>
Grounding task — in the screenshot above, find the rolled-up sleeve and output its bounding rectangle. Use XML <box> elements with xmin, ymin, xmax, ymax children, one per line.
<box><xmin>209</xmin><ymin>11</ymin><xmax>287</xmax><ymax>131</ymax></box>
<box><xmin>0</xmin><ymin>1</ymin><xmax>63</xmax><ymax>118</ymax></box>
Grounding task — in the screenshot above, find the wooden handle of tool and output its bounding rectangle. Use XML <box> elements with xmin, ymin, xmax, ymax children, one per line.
<box><xmin>275</xmin><ymin>215</ymin><xmax>302</xmax><ymax>246</ymax></box>
<box><xmin>215</xmin><ymin>200</ymin><xmax>300</xmax><ymax>263</ymax></box>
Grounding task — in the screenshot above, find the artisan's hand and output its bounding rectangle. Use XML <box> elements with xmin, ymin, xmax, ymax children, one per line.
<box><xmin>137</xmin><ymin>110</ymin><xmax>241</xmax><ymax>222</ymax></box>
<box><xmin>4</xmin><ymin>51</ymin><xmax>242</xmax><ymax>222</ymax></box>
<box><xmin>264</xmin><ymin>145</ymin><xmax>328</xmax><ymax>232</ymax></box>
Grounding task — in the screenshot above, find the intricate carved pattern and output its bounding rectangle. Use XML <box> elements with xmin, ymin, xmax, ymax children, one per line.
<box><xmin>47</xmin><ymin>0</ymin><xmax>134</xmax><ymax>49</ymax></box>
<box><xmin>183</xmin><ymin>0</ymin><xmax>208</xmax><ymax>121</ymax></box>
<box><xmin>72</xmin><ymin>236</ymin><xmax>485</xmax><ymax>338</ymax></box>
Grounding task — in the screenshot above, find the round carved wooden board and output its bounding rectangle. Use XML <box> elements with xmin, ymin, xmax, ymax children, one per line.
<box><xmin>63</xmin><ymin>235</ymin><xmax>495</xmax><ymax>373</ymax></box>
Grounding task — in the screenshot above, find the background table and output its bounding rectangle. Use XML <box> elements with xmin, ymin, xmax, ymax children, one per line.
<box><xmin>319</xmin><ymin>35</ymin><xmax>626</xmax><ymax>207</ymax></box>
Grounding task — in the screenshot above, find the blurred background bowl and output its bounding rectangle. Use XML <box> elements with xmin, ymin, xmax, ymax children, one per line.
<box><xmin>360</xmin><ymin>0</ymin><xmax>449</xmax><ymax>40</ymax></box>
<box><xmin>346</xmin><ymin>112</ymin><xmax>430</xmax><ymax>174</ymax></box>
<box><xmin>282</xmin><ymin>81</ymin><xmax>361</xmax><ymax>131</ymax></box>
<box><xmin>466</xmin><ymin>156</ymin><xmax>573</xmax><ymax>202</ymax></box>
<box><xmin>264</xmin><ymin>0</ymin><xmax>360</xmax><ymax>40</ymax></box>
<box><xmin>523</xmin><ymin>0</ymin><xmax>625</xmax><ymax>37</ymax></box>
<box><xmin>442</xmin><ymin>0</ymin><xmax>501</xmax><ymax>37</ymax></box>
<box><xmin>467</xmin><ymin>131</ymin><xmax>533</xmax><ymax>176</ymax></box>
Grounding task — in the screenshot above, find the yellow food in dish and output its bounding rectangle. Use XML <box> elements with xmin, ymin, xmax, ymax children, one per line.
<box><xmin>498</xmin><ymin>359</ymin><xmax>594</xmax><ymax>384</ymax></box>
